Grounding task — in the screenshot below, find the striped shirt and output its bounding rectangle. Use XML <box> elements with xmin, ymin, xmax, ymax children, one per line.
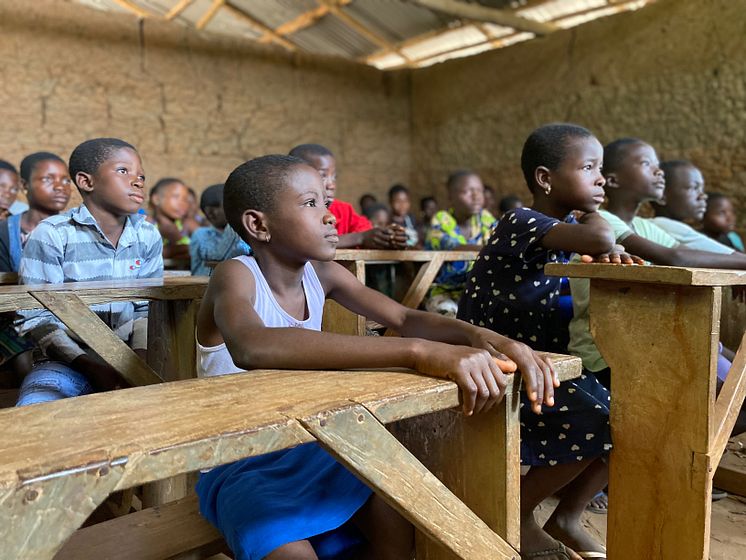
<box><xmin>18</xmin><ymin>204</ymin><xmax>163</xmax><ymax>360</ymax></box>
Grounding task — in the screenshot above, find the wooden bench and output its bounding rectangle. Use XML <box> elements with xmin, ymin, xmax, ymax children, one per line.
<box><xmin>546</xmin><ymin>263</ymin><xmax>746</xmax><ymax>560</ymax></box>
<box><xmin>0</xmin><ymin>359</ymin><xmax>581</xmax><ymax>560</ymax></box>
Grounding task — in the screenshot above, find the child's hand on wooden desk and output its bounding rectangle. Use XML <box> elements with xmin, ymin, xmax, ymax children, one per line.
<box><xmin>580</xmin><ymin>244</ymin><xmax>644</xmax><ymax>265</ymax></box>
<box><xmin>385</xmin><ymin>224</ymin><xmax>409</xmax><ymax>249</ymax></box>
<box><xmin>360</xmin><ymin>227</ymin><xmax>395</xmax><ymax>249</ymax></box>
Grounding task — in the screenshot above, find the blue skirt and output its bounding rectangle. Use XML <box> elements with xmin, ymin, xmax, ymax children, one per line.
<box><xmin>196</xmin><ymin>442</ymin><xmax>373</xmax><ymax>560</ymax></box>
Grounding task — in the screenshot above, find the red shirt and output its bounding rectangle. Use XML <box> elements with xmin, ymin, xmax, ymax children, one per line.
<box><xmin>329</xmin><ymin>199</ymin><xmax>371</xmax><ymax>235</ymax></box>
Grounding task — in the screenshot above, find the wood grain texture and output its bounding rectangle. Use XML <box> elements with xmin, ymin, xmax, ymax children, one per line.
<box><xmin>546</xmin><ymin>262</ymin><xmax>746</xmax><ymax>286</ymax></box>
<box><xmin>302</xmin><ymin>405</ymin><xmax>519</xmax><ymax>560</ymax></box>
<box><xmin>711</xmin><ymin>333</ymin><xmax>746</xmax><ymax>467</ymax></box>
<box><xmin>335</xmin><ymin>249</ymin><xmax>478</xmax><ymax>262</ymax></box>
<box><xmin>590</xmin><ymin>281</ymin><xmax>719</xmax><ymax>560</ymax></box>
<box><xmin>713</xmin><ymin>433</ymin><xmax>746</xmax><ymax>498</ymax></box>
<box><xmin>30</xmin><ymin>291</ymin><xmax>162</xmax><ymax>387</ymax></box>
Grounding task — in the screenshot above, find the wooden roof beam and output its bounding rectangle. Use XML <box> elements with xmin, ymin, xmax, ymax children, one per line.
<box><xmin>223</xmin><ymin>1</ymin><xmax>297</xmax><ymax>52</ymax></box>
<box><xmin>195</xmin><ymin>0</ymin><xmax>224</xmax><ymax>30</ymax></box>
<box><xmin>412</xmin><ymin>0</ymin><xmax>559</xmax><ymax>36</ymax></box>
<box><xmin>165</xmin><ymin>0</ymin><xmax>196</xmax><ymax>21</ymax></box>
<box><xmin>111</xmin><ymin>0</ymin><xmax>153</xmax><ymax>19</ymax></box>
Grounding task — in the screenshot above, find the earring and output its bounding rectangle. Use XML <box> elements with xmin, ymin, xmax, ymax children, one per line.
<box><xmin>265</xmin><ymin>233</ymin><xmax>271</xmax><ymax>243</ymax></box>
<box><xmin>544</xmin><ymin>185</ymin><xmax>552</xmax><ymax>196</ymax></box>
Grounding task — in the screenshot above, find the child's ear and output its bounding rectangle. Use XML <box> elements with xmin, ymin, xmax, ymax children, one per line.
<box><xmin>75</xmin><ymin>172</ymin><xmax>94</xmax><ymax>194</ymax></box>
<box><xmin>241</xmin><ymin>209</ymin><xmax>269</xmax><ymax>243</ymax></box>
<box><xmin>604</xmin><ymin>173</ymin><xmax>619</xmax><ymax>190</ymax></box>
<box><xmin>534</xmin><ymin>166</ymin><xmax>552</xmax><ymax>196</ymax></box>
<box><xmin>20</xmin><ymin>178</ymin><xmax>29</xmax><ymax>195</ymax></box>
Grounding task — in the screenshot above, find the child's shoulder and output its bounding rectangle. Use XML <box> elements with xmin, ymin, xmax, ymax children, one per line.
<box><xmin>497</xmin><ymin>207</ymin><xmax>556</xmax><ymax>231</ymax></box>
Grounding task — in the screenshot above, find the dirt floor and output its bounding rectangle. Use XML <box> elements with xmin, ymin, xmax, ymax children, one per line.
<box><xmin>535</xmin><ymin>494</ymin><xmax>746</xmax><ymax>559</ymax></box>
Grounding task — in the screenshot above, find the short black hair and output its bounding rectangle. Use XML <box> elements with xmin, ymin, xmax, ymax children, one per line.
<box><xmin>660</xmin><ymin>160</ymin><xmax>695</xmax><ymax>181</ymax></box>
<box><xmin>224</xmin><ymin>155</ymin><xmax>309</xmax><ymax>239</ymax></box>
<box><xmin>420</xmin><ymin>196</ymin><xmax>436</xmax><ymax>210</ymax></box>
<box><xmin>0</xmin><ymin>160</ymin><xmax>18</xmax><ymax>175</ymax></box>
<box><xmin>388</xmin><ymin>183</ymin><xmax>409</xmax><ymax>199</ymax></box>
<box><xmin>288</xmin><ymin>143</ymin><xmax>334</xmax><ymax>163</ymax></box>
<box><xmin>447</xmin><ymin>170</ymin><xmax>478</xmax><ymax>192</ymax></box>
<box><xmin>68</xmin><ymin>138</ymin><xmax>136</xmax><ymax>183</ymax></box>
<box><xmin>200</xmin><ymin>183</ymin><xmax>224</xmax><ymax>212</ymax></box>
<box><xmin>19</xmin><ymin>152</ymin><xmax>65</xmax><ymax>183</ymax></box>
<box><xmin>359</xmin><ymin>193</ymin><xmax>377</xmax><ymax>206</ymax></box>
<box><xmin>705</xmin><ymin>192</ymin><xmax>729</xmax><ymax>209</ymax></box>
<box><xmin>363</xmin><ymin>202</ymin><xmax>389</xmax><ymax>221</ymax></box>
<box><xmin>520</xmin><ymin>123</ymin><xmax>593</xmax><ymax>190</ymax></box>
<box><xmin>150</xmin><ymin>177</ymin><xmax>185</xmax><ymax>198</ymax></box>
<box><xmin>498</xmin><ymin>194</ymin><xmax>522</xmax><ymax>213</ymax></box>
<box><xmin>602</xmin><ymin>138</ymin><xmax>646</xmax><ymax>175</ymax></box>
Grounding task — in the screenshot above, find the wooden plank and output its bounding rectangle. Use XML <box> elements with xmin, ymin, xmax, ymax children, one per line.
<box><xmin>711</xmin><ymin>333</ymin><xmax>746</xmax><ymax>467</ymax></box>
<box><xmin>412</xmin><ymin>0</ymin><xmax>558</xmax><ymax>35</ymax></box>
<box><xmin>0</xmin><ymin>271</ymin><xmax>17</xmax><ymax>284</ymax></box>
<box><xmin>302</xmin><ymin>405</ymin><xmax>519</xmax><ymax>560</ymax></box>
<box><xmin>195</xmin><ymin>0</ymin><xmax>224</xmax><ymax>30</ymax></box>
<box><xmin>30</xmin><ymin>291</ymin><xmax>162</xmax><ymax>387</ymax></box>
<box><xmin>54</xmin><ymin>496</ymin><xmax>222</xmax><ymax>560</ymax></box>
<box><xmin>111</xmin><ymin>0</ymin><xmax>152</xmax><ymax>19</ymax></box>
<box><xmin>335</xmin><ymin>249</ymin><xmax>478</xmax><ymax>262</ymax></box>
<box><xmin>165</xmin><ymin>0</ymin><xmax>196</xmax><ymax>20</ymax></box>
<box><xmin>720</xmin><ymin>291</ymin><xmax>746</xmax><ymax>352</ymax></box>
<box><xmin>546</xmin><ymin>262</ymin><xmax>746</xmax><ymax>287</ymax></box>
<box><xmin>223</xmin><ymin>1</ymin><xmax>297</xmax><ymax>51</ymax></box>
<box><xmin>384</xmin><ymin>254</ymin><xmax>445</xmax><ymax>336</ymax></box>
<box><xmin>714</xmin><ymin>434</ymin><xmax>746</xmax><ymax>497</ymax></box>
<box><xmin>590</xmin><ymin>281</ymin><xmax>719</xmax><ymax>559</ymax></box>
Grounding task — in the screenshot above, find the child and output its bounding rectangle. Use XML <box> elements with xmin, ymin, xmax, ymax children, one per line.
<box><xmin>650</xmin><ymin>160</ymin><xmax>737</xmax><ymax>254</ymax></box>
<box><xmin>363</xmin><ymin>202</ymin><xmax>390</xmax><ymax>229</ymax></box>
<box><xmin>483</xmin><ymin>184</ymin><xmax>497</xmax><ymax>216</ymax></box>
<box><xmin>16</xmin><ymin>138</ymin><xmax>163</xmax><ymax>405</ymax></box>
<box><xmin>289</xmin><ymin>144</ymin><xmax>407</xmax><ymax>250</ymax></box>
<box><xmin>195</xmin><ymin>154</ymin><xmax>557</xmax><ymax>560</ymax></box>
<box><xmin>189</xmin><ymin>183</ymin><xmax>251</xmax><ymax>276</ymax></box>
<box><xmin>148</xmin><ymin>177</ymin><xmax>191</xmax><ymax>260</ymax></box>
<box><xmin>0</xmin><ymin>160</ymin><xmax>22</xmax><ymax>220</ymax></box>
<box><xmin>389</xmin><ymin>184</ymin><xmax>419</xmax><ymax>247</ymax></box>
<box><xmin>458</xmin><ymin>124</ymin><xmax>634</xmax><ymax>559</ymax></box>
<box><xmin>0</xmin><ymin>152</ymin><xmax>72</xmax><ymax>272</ymax></box>
<box><xmin>703</xmin><ymin>193</ymin><xmax>744</xmax><ymax>252</ymax></box>
<box><xmin>424</xmin><ymin>170</ymin><xmax>495</xmax><ymax>317</ymax></box>
<box><xmin>185</xmin><ymin>186</ymin><xmax>206</xmax><ymax>235</ymax></box>
<box><xmin>499</xmin><ymin>194</ymin><xmax>523</xmax><ymax>217</ymax></box>
<box><xmin>358</xmin><ymin>193</ymin><xmax>377</xmax><ymax>215</ymax></box>
<box><xmin>419</xmin><ymin>195</ymin><xmax>438</xmax><ymax>242</ymax></box>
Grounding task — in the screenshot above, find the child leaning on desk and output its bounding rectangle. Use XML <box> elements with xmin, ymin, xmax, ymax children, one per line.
<box><xmin>194</xmin><ymin>154</ymin><xmax>559</xmax><ymax>560</ymax></box>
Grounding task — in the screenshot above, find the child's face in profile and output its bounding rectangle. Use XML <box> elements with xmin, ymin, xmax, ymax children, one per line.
<box><xmin>547</xmin><ymin>136</ymin><xmax>605</xmax><ymax>213</ymax></box>
<box><xmin>390</xmin><ymin>191</ymin><xmax>410</xmax><ymax>217</ymax></box>
<box><xmin>156</xmin><ymin>181</ymin><xmax>190</xmax><ymax>221</ymax></box>
<box><xmin>87</xmin><ymin>148</ymin><xmax>146</xmax><ymax>216</ymax></box>
<box><xmin>27</xmin><ymin>159</ymin><xmax>72</xmax><ymax>214</ymax></box>
<box><xmin>450</xmin><ymin>174</ymin><xmax>484</xmax><ymax>219</ymax></box>
<box><xmin>663</xmin><ymin>165</ymin><xmax>707</xmax><ymax>222</ymax></box>
<box><xmin>610</xmin><ymin>143</ymin><xmax>665</xmax><ymax>202</ymax></box>
<box><xmin>307</xmin><ymin>154</ymin><xmax>337</xmax><ymax>201</ymax></box>
<box><xmin>265</xmin><ymin>165</ymin><xmax>338</xmax><ymax>262</ymax></box>
<box><xmin>704</xmin><ymin>197</ymin><xmax>737</xmax><ymax>234</ymax></box>
<box><xmin>0</xmin><ymin>169</ymin><xmax>21</xmax><ymax>210</ymax></box>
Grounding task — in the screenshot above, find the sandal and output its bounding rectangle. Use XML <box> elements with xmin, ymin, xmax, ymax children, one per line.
<box><xmin>521</xmin><ymin>541</ymin><xmax>573</xmax><ymax>559</ymax></box>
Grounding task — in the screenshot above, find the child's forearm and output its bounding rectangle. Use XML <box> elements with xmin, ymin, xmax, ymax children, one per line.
<box><xmin>395</xmin><ymin>308</ymin><xmax>476</xmax><ymax>345</ymax></box>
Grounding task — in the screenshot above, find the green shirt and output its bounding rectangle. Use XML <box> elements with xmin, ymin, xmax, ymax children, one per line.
<box><xmin>567</xmin><ymin>210</ymin><xmax>680</xmax><ymax>371</ymax></box>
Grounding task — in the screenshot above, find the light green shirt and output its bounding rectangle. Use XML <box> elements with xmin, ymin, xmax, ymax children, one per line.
<box><xmin>650</xmin><ymin>217</ymin><xmax>734</xmax><ymax>254</ymax></box>
<box><xmin>567</xmin><ymin>210</ymin><xmax>680</xmax><ymax>371</ymax></box>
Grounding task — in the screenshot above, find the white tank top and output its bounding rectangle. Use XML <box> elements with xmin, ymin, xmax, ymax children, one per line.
<box><xmin>196</xmin><ymin>255</ymin><xmax>325</xmax><ymax>378</ymax></box>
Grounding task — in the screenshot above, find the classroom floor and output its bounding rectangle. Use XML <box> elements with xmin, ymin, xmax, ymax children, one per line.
<box><xmin>536</xmin><ymin>495</ymin><xmax>746</xmax><ymax>559</ymax></box>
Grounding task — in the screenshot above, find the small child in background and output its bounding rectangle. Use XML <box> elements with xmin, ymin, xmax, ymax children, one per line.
<box><xmin>389</xmin><ymin>184</ymin><xmax>419</xmax><ymax>247</ymax></box>
<box><xmin>0</xmin><ymin>160</ymin><xmax>23</xmax><ymax>220</ymax></box>
<box><xmin>498</xmin><ymin>194</ymin><xmax>523</xmax><ymax>217</ymax></box>
<box><xmin>419</xmin><ymin>195</ymin><xmax>438</xmax><ymax>242</ymax></box>
<box><xmin>190</xmin><ymin>183</ymin><xmax>251</xmax><ymax>276</ymax></box>
<box><xmin>17</xmin><ymin>138</ymin><xmax>163</xmax><ymax>406</ymax></box>
<box><xmin>289</xmin><ymin>144</ymin><xmax>407</xmax><ymax>250</ymax></box>
<box><xmin>363</xmin><ymin>202</ymin><xmax>390</xmax><ymax>229</ymax></box>
<box><xmin>184</xmin><ymin>186</ymin><xmax>206</xmax><ymax>235</ymax></box>
<box><xmin>703</xmin><ymin>193</ymin><xmax>744</xmax><ymax>252</ymax></box>
<box><xmin>483</xmin><ymin>184</ymin><xmax>497</xmax><ymax>216</ymax></box>
<box><xmin>0</xmin><ymin>152</ymin><xmax>72</xmax><ymax>272</ymax></box>
<box><xmin>358</xmin><ymin>193</ymin><xmax>377</xmax><ymax>215</ymax></box>
<box><xmin>148</xmin><ymin>177</ymin><xmax>191</xmax><ymax>260</ymax></box>
<box><xmin>424</xmin><ymin>171</ymin><xmax>495</xmax><ymax>317</ymax></box>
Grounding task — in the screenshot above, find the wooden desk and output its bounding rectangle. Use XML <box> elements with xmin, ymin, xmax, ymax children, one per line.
<box><xmin>546</xmin><ymin>263</ymin><xmax>746</xmax><ymax>560</ymax></box>
<box><xmin>0</xmin><ymin>360</ymin><xmax>581</xmax><ymax>560</ymax></box>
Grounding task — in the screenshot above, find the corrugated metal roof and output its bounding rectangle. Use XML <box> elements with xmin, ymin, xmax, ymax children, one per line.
<box><xmin>290</xmin><ymin>13</ymin><xmax>379</xmax><ymax>58</ymax></box>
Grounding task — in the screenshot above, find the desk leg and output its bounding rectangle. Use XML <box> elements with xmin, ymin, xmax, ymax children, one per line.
<box><xmin>323</xmin><ymin>260</ymin><xmax>366</xmax><ymax>336</ymax></box>
<box><xmin>590</xmin><ymin>282</ymin><xmax>720</xmax><ymax>560</ymax></box>
<box><xmin>391</xmin><ymin>391</ymin><xmax>521</xmax><ymax>558</ymax></box>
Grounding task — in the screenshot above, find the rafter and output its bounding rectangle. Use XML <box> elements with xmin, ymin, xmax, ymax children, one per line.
<box><xmin>195</xmin><ymin>0</ymin><xmax>224</xmax><ymax>30</ymax></box>
<box><xmin>165</xmin><ymin>0</ymin><xmax>196</xmax><ymax>21</ymax></box>
<box><xmin>413</xmin><ymin>0</ymin><xmax>558</xmax><ymax>36</ymax></box>
<box><xmin>223</xmin><ymin>2</ymin><xmax>297</xmax><ymax>52</ymax></box>
<box><xmin>111</xmin><ymin>0</ymin><xmax>152</xmax><ymax>19</ymax></box>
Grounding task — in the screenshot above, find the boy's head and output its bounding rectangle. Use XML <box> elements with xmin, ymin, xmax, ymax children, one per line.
<box><xmin>388</xmin><ymin>184</ymin><xmax>411</xmax><ymax>217</ymax></box>
<box><xmin>69</xmin><ymin>138</ymin><xmax>143</xmax><ymax>216</ymax></box>
<box><xmin>20</xmin><ymin>152</ymin><xmax>72</xmax><ymax>215</ymax></box>
<box><xmin>602</xmin><ymin>138</ymin><xmax>665</xmax><ymax>204</ymax></box>
<box><xmin>703</xmin><ymin>193</ymin><xmax>737</xmax><ymax>235</ymax></box>
<box><xmin>224</xmin><ymin>154</ymin><xmax>338</xmax><ymax>261</ymax></box>
<box><xmin>447</xmin><ymin>170</ymin><xmax>484</xmax><ymax>219</ymax></box>
<box><xmin>200</xmin><ymin>183</ymin><xmax>227</xmax><ymax>229</ymax></box>
<box><xmin>359</xmin><ymin>193</ymin><xmax>377</xmax><ymax>214</ymax></box>
<box><xmin>288</xmin><ymin>144</ymin><xmax>336</xmax><ymax>201</ymax></box>
<box><xmin>150</xmin><ymin>178</ymin><xmax>190</xmax><ymax>221</ymax></box>
<box><xmin>420</xmin><ymin>196</ymin><xmax>437</xmax><ymax>221</ymax></box>
<box><xmin>364</xmin><ymin>202</ymin><xmax>390</xmax><ymax>229</ymax></box>
<box><xmin>651</xmin><ymin>160</ymin><xmax>707</xmax><ymax>222</ymax></box>
<box><xmin>0</xmin><ymin>160</ymin><xmax>20</xmax><ymax>212</ymax></box>
<box><xmin>498</xmin><ymin>194</ymin><xmax>523</xmax><ymax>215</ymax></box>
<box><xmin>521</xmin><ymin>123</ymin><xmax>605</xmax><ymax>213</ymax></box>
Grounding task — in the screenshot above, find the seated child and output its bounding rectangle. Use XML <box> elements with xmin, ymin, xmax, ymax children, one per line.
<box><xmin>358</xmin><ymin>192</ymin><xmax>377</xmax><ymax>215</ymax></box>
<box><xmin>0</xmin><ymin>160</ymin><xmax>22</xmax><ymax>220</ymax></box>
<box><xmin>190</xmin><ymin>183</ymin><xmax>251</xmax><ymax>276</ymax></box>
<box><xmin>0</xmin><ymin>152</ymin><xmax>72</xmax><ymax>272</ymax></box>
<box><xmin>185</xmin><ymin>186</ymin><xmax>206</xmax><ymax>235</ymax></box>
<box><xmin>363</xmin><ymin>202</ymin><xmax>390</xmax><ymax>229</ymax></box>
<box><xmin>389</xmin><ymin>184</ymin><xmax>419</xmax><ymax>247</ymax></box>
<box><xmin>499</xmin><ymin>194</ymin><xmax>523</xmax><ymax>217</ymax></box>
<box><xmin>418</xmin><ymin>195</ymin><xmax>438</xmax><ymax>241</ymax></box>
<box><xmin>195</xmin><ymin>154</ymin><xmax>557</xmax><ymax>560</ymax></box>
<box><xmin>148</xmin><ymin>177</ymin><xmax>191</xmax><ymax>260</ymax></box>
<box><xmin>702</xmin><ymin>193</ymin><xmax>744</xmax><ymax>252</ymax></box>
<box><xmin>650</xmin><ymin>160</ymin><xmax>736</xmax><ymax>254</ymax></box>
<box><xmin>458</xmin><ymin>123</ymin><xmax>633</xmax><ymax>559</ymax></box>
<box><xmin>16</xmin><ymin>138</ymin><xmax>163</xmax><ymax>406</ymax></box>
<box><xmin>424</xmin><ymin>170</ymin><xmax>495</xmax><ymax>317</ymax></box>
<box><xmin>289</xmin><ymin>144</ymin><xmax>407</xmax><ymax>250</ymax></box>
